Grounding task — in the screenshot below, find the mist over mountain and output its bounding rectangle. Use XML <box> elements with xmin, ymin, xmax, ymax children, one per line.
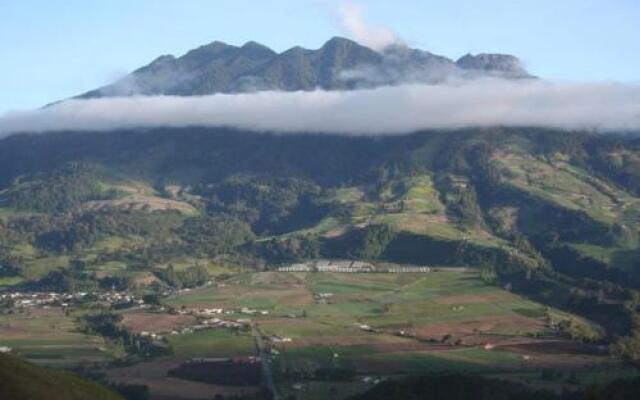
<box><xmin>77</xmin><ymin>37</ymin><xmax>534</xmax><ymax>98</ymax></box>
<box><xmin>0</xmin><ymin>36</ymin><xmax>632</xmax><ymax>138</ymax></box>
<box><xmin>4</xmin><ymin>37</ymin><xmax>639</xmax><ymax>138</ymax></box>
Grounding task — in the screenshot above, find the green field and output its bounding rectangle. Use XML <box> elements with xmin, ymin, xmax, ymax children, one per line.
<box><xmin>0</xmin><ymin>308</ymin><xmax>118</xmax><ymax>366</ymax></box>
<box><xmin>168</xmin><ymin>328</ymin><xmax>255</xmax><ymax>358</ymax></box>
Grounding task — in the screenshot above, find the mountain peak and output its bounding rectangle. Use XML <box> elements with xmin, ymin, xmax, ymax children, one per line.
<box><xmin>323</xmin><ymin>36</ymin><xmax>362</xmax><ymax>48</ymax></box>
<box><xmin>201</xmin><ymin>40</ymin><xmax>233</xmax><ymax>51</ymax></box>
<box><xmin>241</xmin><ymin>41</ymin><xmax>275</xmax><ymax>53</ymax></box>
<box><xmin>456</xmin><ymin>53</ymin><xmax>532</xmax><ymax>78</ymax></box>
<box><xmin>75</xmin><ymin>38</ymin><xmax>534</xmax><ymax>99</ymax></box>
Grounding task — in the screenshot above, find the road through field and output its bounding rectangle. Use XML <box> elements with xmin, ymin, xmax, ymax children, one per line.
<box><xmin>252</xmin><ymin>322</ymin><xmax>281</xmax><ymax>400</ymax></box>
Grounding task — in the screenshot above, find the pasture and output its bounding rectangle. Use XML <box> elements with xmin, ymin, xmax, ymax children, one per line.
<box><xmin>0</xmin><ymin>307</ymin><xmax>115</xmax><ymax>366</ymax></box>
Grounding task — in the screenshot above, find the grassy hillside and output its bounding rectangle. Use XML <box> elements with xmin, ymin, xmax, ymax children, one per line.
<box><xmin>0</xmin><ymin>353</ymin><xmax>122</xmax><ymax>400</ymax></box>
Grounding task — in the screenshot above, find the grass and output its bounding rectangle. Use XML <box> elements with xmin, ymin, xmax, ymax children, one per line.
<box><xmin>332</xmin><ymin>187</ymin><xmax>365</xmax><ymax>203</ymax></box>
<box><xmin>0</xmin><ymin>353</ymin><xmax>122</xmax><ymax>400</ymax></box>
<box><xmin>494</xmin><ymin>152</ymin><xmax>635</xmax><ymax>225</ymax></box>
<box><xmin>295</xmin><ymin>174</ymin><xmax>510</xmax><ymax>251</ymax></box>
<box><xmin>0</xmin><ymin>276</ymin><xmax>24</xmax><ymax>288</ymax></box>
<box><xmin>398</xmin><ymin>176</ymin><xmax>446</xmax><ymax>214</ymax></box>
<box><xmin>0</xmin><ymin>309</ymin><xmax>113</xmax><ymax>366</ymax></box>
<box><xmin>155</xmin><ymin>258</ymin><xmax>237</xmax><ymax>276</ymax></box>
<box><xmin>373</xmin><ymin>213</ymin><xmax>463</xmax><ymax>239</ymax></box>
<box><xmin>168</xmin><ymin>328</ymin><xmax>255</xmax><ymax>358</ymax></box>
<box><xmin>21</xmin><ymin>256</ymin><xmax>70</xmax><ymax>279</ymax></box>
<box><xmin>8</xmin><ymin>243</ymin><xmax>37</xmax><ymax>258</ymax></box>
<box><xmin>166</xmin><ymin>271</ymin><xmax>548</xmax><ymax>336</ymax></box>
<box><xmin>355</xmin><ymin>347</ymin><xmax>524</xmax><ymax>374</ymax></box>
<box><xmin>570</xmin><ymin>243</ymin><xmax>639</xmax><ymax>271</ymax></box>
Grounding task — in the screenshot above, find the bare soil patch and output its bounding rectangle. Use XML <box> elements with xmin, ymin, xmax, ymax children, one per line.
<box><xmin>433</xmin><ymin>292</ymin><xmax>516</xmax><ymax>305</ymax></box>
<box><xmin>120</xmin><ymin>311</ymin><xmax>196</xmax><ymax>333</ymax></box>
<box><xmin>413</xmin><ymin>315</ymin><xmax>544</xmax><ymax>339</ymax></box>
<box><xmin>83</xmin><ymin>194</ymin><xmax>195</xmax><ymax>214</ymax></box>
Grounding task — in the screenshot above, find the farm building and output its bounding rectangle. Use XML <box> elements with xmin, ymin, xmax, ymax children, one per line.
<box><xmin>278</xmin><ymin>260</ymin><xmax>432</xmax><ymax>273</ymax></box>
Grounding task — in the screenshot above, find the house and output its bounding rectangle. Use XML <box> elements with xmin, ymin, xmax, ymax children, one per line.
<box><xmin>270</xmin><ymin>335</ymin><xmax>292</xmax><ymax>343</ymax></box>
<box><xmin>362</xmin><ymin>376</ymin><xmax>377</xmax><ymax>384</ymax></box>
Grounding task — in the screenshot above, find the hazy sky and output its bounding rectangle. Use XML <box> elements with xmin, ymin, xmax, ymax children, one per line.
<box><xmin>0</xmin><ymin>0</ymin><xmax>639</xmax><ymax>114</ymax></box>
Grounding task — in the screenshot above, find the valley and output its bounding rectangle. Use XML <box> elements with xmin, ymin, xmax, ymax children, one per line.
<box><xmin>1</xmin><ymin>128</ymin><xmax>640</xmax><ymax>399</ymax></box>
<box><xmin>2</xmin><ymin>268</ymin><xmax>636</xmax><ymax>399</ymax></box>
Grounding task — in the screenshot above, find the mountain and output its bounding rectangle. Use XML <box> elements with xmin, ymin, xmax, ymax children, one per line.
<box><xmin>77</xmin><ymin>37</ymin><xmax>533</xmax><ymax>98</ymax></box>
<box><xmin>0</xmin><ymin>126</ymin><xmax>639</xmax><ymax>303</ymax></box>
<box><xmin>0</xmin><ymin>353</ymin><xmax>122</xmax><ymax>400</ymax></box>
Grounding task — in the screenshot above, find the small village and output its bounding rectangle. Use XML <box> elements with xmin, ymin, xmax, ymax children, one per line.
<box><xmin>0</xmin><ymin>289</ymin><xmax>145</xmax><ymax>309</ymax></box>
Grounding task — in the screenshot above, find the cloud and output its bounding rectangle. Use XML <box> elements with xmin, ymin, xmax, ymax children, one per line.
<box><xmin>337</xmin><ymin>2</ymin><xmax>401</xmax><ymax>50</ymax></box>
<box><xmin>1</xmin><ymin>79</ymin><xmax>639</xmax><ymax>138</ymax></box>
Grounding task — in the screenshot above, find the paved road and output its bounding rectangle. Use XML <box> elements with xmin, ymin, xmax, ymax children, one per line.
<box><xmin>251</xmin><ymin>322</ymin><xmax>281</xmax><ymax>400</ymax></box>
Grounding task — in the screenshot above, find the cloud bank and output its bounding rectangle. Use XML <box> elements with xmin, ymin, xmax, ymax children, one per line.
<box><xmin>1</xmin><ymin>79</ymin><xmax>639</xmax><ymax>138</ymax></box>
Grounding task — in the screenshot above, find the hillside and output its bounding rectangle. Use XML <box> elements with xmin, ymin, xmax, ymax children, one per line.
<box><xmin>1</xmin><ymin>129</ymin><xmax>639</xmax><ymax>276</ymax></box>
<box><xmin>0</xmin><ymin>353</ymin><xmax>122</xmax><ymax>400</ymax></box>
<box><xmin>349</xmin><ymin>374</ymin><xmax>640</xmax><ymax>400</ymax></box>
<box><xmin>1</xmin><ymin>127</ymin><xmax>640</xmax><ymax>358</ymax></box>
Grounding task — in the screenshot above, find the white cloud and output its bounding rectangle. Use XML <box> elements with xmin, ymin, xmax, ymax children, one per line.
<box><xmin>1</xmin><ymin>79</ymin><xmax>639</xmax><ymax>137</ymax></box>
<box><xmin>337</xmin><ymin>2</ymin><xmax>401</xmax><ymax>50</ymax></box>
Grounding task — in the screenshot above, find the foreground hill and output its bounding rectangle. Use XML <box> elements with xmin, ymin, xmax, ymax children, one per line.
<box><xmin>77</xmin><ymin>36</ymin><xmax>533</xmax><ymax>98</ymax></box>
<box><xmin>349</xmin><ymin>374</ymin><xmax>640</xmax><ymax>400</ymax></box>
<box><xmin>0</xmin><ymin>353</ymin><xmax>121</xmax><ymax>400</ymax></box>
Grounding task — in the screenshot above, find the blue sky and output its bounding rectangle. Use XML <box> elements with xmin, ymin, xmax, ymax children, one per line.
<box><xmin>0</xmin><ymin>0</ymin><xmax>638</xmax><ymax>114</ymax></box>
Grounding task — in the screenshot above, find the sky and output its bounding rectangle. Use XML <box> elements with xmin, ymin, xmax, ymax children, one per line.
<box><xmin>0</xmin><ymin>0</ymin><xmax>639</xmax><ymax>115</ymax></box>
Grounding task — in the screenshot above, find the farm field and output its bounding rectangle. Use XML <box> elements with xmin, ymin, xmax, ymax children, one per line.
<box><xmin>3</xmin><ymin>270</ymin><xmax>638</xmax><ymax>399</ymax></box>
<box><xmin>132</xmin><ymin>270</ymin><xmax>635</xmax><ymax>400</ymax></box>
<box><xmin>0</xmin><ymin>307</ymin><xmax>117</xmax><ymax>367</ymax></box>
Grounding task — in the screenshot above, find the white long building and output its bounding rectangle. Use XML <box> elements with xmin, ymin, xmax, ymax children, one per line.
<box><xmin>277</xmin><ymin>260</ymin><xmax>431</xmax><ymax>273</ymax></box>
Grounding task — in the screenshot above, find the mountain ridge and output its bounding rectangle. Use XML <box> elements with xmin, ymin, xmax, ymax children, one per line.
<box><xmin>77</xmin><ymin>36</ymin><xmax>534</xmax><ymax>99</ymax></box>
